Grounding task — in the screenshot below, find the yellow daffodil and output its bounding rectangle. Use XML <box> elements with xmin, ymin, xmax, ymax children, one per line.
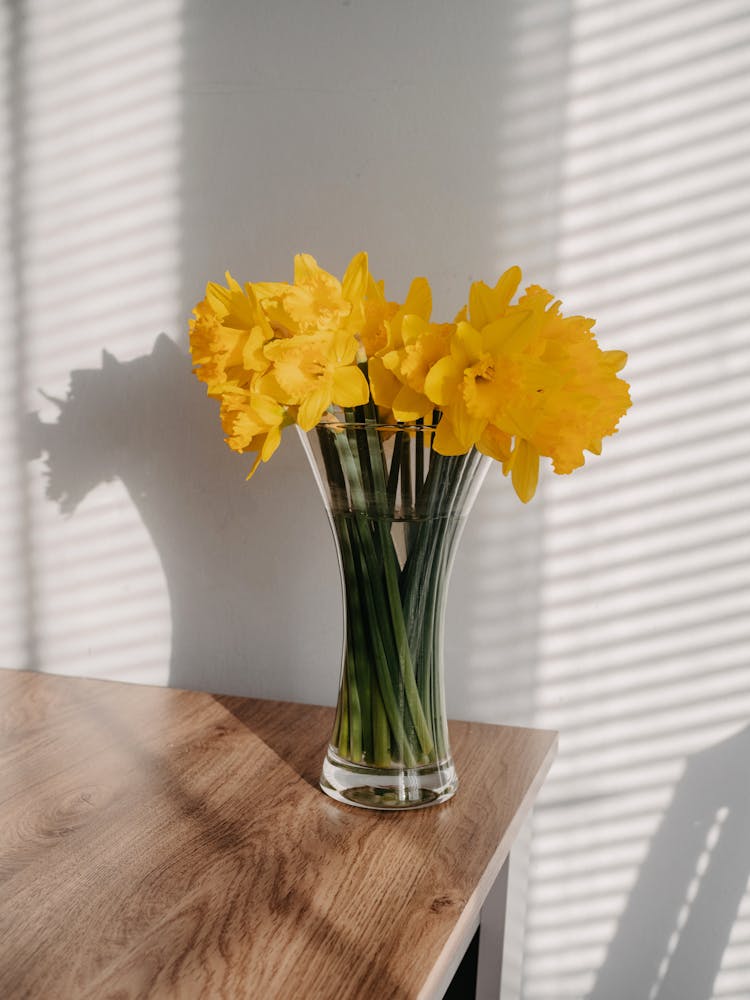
<box><xmin>256</xmin><ymin>252</ymin><xmax>369</xmax><ymax>339</ymax></box>
<box><xmin>189</xmin><ymin>298</ymin><xmax>228</xmax><ymax>388</ymax></box>
<box><xmin>424</xmin><ymin>268</ymin><xmax>630</xmax><ymax>502</ymax></box>
<box><xmin>219</xmin><ymin>389</ymin><xmax>289</xmax><ymax>478</ymax></box>
<box><xmin>190</xmin><ymin>272</ymin><xmax>273</xmax><ymax>394</ymax></box>
<box><xmin>360</xmin><ymin>273</ymin><xmax>432</xmax><ymax>357</ymax></box>
<box><xmin>189</xmin><ymin>254</ymin><xmax>630</xmax><ymax>501</ymax></box>
<box><xmin>380</xmin><ymin>316</ymin><xmax>454</xmax><ymax>422</ymax></box>
<box><xmin>367</xmin><ymin>277</ymin><xmax>435</xmax><ymax>419</ymax></box>
<box><xmin>359</xmin><ymin>275</ymin><xmax>399</xmax><ymax>357</ymax></box>
<box><xmin>262</xmin><ymin>328</ymin><xmax>369</xmax><ymax>430</ymax></box>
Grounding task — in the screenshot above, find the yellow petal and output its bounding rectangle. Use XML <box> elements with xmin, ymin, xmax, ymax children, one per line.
<box><xmin>242</xmin><ymin>328</ymin><xmax>270</xmax><ymax>372</ymax></box>
<box><xmin>602</xmin><ymin>349</ymin><xmax>628</xmax><ymax>373</ymax></box>
<box><xmin>261</xmin><ymin>425</ymin><xmax>282</xmax><ymax>461</ymax></box>
<box><xmin>502</xmin><ymin>310</ymin><xmax>540</xmax><ymax>354</ymax></box>
<box><xmin>510</xmin><ymin>438</ymin><xmax>540</xmax><ymax>503</ymax></box>
<box><xmin>342</xmin><ymin>251</ymin><xmax>368</xmax><ymax>306</ymax></box>
<box><xmin>401</xmin><ymin>277</ymin><xmax>432</xmax><ymax>321</ymax></box>
<box><xmin>481</xmin><ymin>311</ymin><xmax>536</xmax><ymax>355</ymax></box>
<box><xmin>494</xmin><ymin>265</ymin><xmax>523</xmax><ymax>307</ymax></box>
<box><xmin>453</xmin><ymin>322</ymin><xmax>482</xmax><ymax>366</ymax></box>
<box><xmin>401</xmin><ymin>313</ymin><xmax>429</xmax><ymax>346</ymax></box>
<box><xmin>246</xmin><ymin>284</ymin><xmax>275</xmax><ymax>339</ymax></box>
<box><xmin>477</xmin><ymin>425</ymin><xmax>512</xmax><ymax>463</ymax></box>
<box><xmin>366</xmin><ymin>273</ymin><xmax>386</xmax><ymax>303</ymax></box>
<box><xmin>468</xmin><ymin>266</ymin><xmax>522</xmax><ymax>327</ymax></box>
<box><xmin>452</xmin><ymin>399</ymin><xmax>486</xmax><ymax>451</ymax></box>
<box><xmin>369</xmin><ymin>356</ymin><xmax>402</xmax><ymax>409</ymax></box>
<box><xmin>245</xmin><ymin>452</ymin><xmax>263</xmax><ymax>480</ymax></box>
<box><xmin>253</xmin><ymin>280</ymin><xmax>290</xmax><ymax>302</ymax></box>
<box><xmin>294</xmin><ymin>253</ymin><xmax>322</xmax><ymax>285</ymax></box>
<box><xmin>392</xmin><ymin>384</ymin><xmax>430</xmax><ymax>422</ymax></box>
<box><xmin>424</xmin><ymin>355</ymin><xmax>462</xmax><ymax>406</ymax></box>
<box><xmin>382</xmin><ymin>349</ymin><xmax>402</xmax><ymax>375</ymax></box>
<box><xmin>333</xmin><ymin>329</ymin><xmax>359</xmax><ymax>364</ymax></box>
<box><xmin>256</xmin><ymin>369</ymin><xmax>292</xmax><ymax>405</ymax></box>
<box><xmin>298</xmin><ymin>385</ymin><xmax>332</xmax><ymax>430</ymax></box>
<box><xmin>331</xmin><ymin>365</ymin><xmax>370</xmax><ymax>408</ymax></box>
<box><xmin>432</xmin><ymin>416</ymin><xmax>468</xmax><ymax>455</ymax></box>
<box><xmin>206</xmin><ymin>280</ymin><xmax>231</xmax><ymax>313</ymax></box>
<box><xmin>252</xmin><ymin>394</ymin><xmax>284</xmax><ymax>425</ymax></box>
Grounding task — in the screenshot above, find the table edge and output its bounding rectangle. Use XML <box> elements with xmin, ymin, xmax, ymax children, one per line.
<box><xmin>418</xmin><ymin>731</ymin><xmax>558</xmax><ymax>1000</ymax></box>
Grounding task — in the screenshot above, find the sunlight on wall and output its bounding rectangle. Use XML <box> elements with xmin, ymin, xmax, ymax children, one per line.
<box><xmin>459</xmin><ymin>6</ymin><xmax>574</xmax><ymax>998</ymax></box>
<box><xmin>454</xmin><ymin>6</ymin><xmax>575</xmax><ymax>997</ymax></box>
<box><xmin>3</xmin><ymin>0</ymin><xmax>183</xmax><ymax>682</ymax></box>
<box><xmin>0</xmin><ymin>2</ymin><xmax>27</xmax><ymax>671</ymax></box>
<box><xmin>522</xmin><ymin>1</ymin><xmax>750</xmax><ymax>997</ymax></box>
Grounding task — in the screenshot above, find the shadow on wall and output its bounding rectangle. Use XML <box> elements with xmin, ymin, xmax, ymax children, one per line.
<box><xmin>588</xmin><ymin>724</ymin><xmax>750</xmax><ymax>1000</ymax></box>
<box><xmin>25</xmin><ymin>334</ymin><xmax>341</xmax><ymax>700</ymax></box>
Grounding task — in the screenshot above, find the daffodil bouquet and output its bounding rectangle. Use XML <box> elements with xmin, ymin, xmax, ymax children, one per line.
<box><xmin>190</xmin><ymin>252</ymin><xmax>630</xmax><ymax>808</ymax></box>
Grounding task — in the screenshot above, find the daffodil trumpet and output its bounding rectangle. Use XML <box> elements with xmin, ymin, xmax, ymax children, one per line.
<box><xmin>190</xmin><ymin>252</ymin><xmax>631</xmax><ymax>808</ymax></box>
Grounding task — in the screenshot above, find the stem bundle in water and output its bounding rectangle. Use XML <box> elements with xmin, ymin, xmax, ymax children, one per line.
<box><xmin>313</xmin><ymin>416</ymin><xmax>486</xmax><ymax>779</ymax></box>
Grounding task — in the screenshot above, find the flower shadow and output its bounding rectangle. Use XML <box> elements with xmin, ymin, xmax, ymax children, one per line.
<box><xmin>25</xmin><ymin>334</ymin><xmax>339</xmax><ymax>700</ymax></box>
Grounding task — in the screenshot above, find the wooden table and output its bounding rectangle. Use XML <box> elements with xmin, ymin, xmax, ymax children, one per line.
<box><xmin>0</xmin><ymin>669</ymin><xmax>556</xmax><ymax>1000</ymax></box>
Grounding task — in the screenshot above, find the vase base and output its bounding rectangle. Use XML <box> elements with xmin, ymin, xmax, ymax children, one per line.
<box><xmin>320</xmin><ymin>748</ymin><xmax>458</xmax><ymax>810</ymax></box>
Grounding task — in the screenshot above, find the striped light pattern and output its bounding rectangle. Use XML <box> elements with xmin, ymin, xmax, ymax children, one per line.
<box><xmin>521</xmin><ymin>1</ymin><xmax>750</xmax><ymax>998</ymax></box>
<box><xmin>1</xmin><ymin>0</ymin><xmax>182</xmax><ymax>682</ymax></box>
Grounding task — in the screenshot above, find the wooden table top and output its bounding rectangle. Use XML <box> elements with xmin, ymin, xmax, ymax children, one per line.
<box><xmin>0</xmin><ymin>669</ymin><xmax>556</xmax><ymax>1000</ymax></box>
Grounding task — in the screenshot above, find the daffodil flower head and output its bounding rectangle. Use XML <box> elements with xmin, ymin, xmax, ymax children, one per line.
<box><xmin>258</xmin><ymin>252</ymin><xmax>369</xmax><ymax>340</ymax></box>
<box><xmin>219</xmin><ymin>388</ymin><xmax>290</xmax><ymax>478</ymax></box>
<box><xmin>263</xmin><ymin>328</ymin><xmax>369</xmax><ymax>431</ymax></box>
<box><xmin>367</xmin><ymin>277</ymin><xmax>438</xmax><ymax>421</ymax></box>
<box><xmin>190</xmin><ymin>272</ymin><xmax>275</xmax><ymax>395</ymax></box>
<box><xmin>188</xmin><ymin>256</ymin><xmax>630</xmax><ymax>500</ymax></box>
<box><xmin>423</xmin><ymin>267</ymin><xmax>630</xmax><ymax>502</ymax></box>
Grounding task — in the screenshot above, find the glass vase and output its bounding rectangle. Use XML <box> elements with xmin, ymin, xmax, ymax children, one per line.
<box><xmin>299</xmin><ymin>415</ymin><xmax>490</xmax><ymax>810</ymax></box>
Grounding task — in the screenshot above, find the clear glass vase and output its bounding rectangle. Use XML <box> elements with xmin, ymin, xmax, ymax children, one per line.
<box><xmin>299</xmin><ymin>415</ymin><xmax>490</xmax><ymax>810</ymax></box>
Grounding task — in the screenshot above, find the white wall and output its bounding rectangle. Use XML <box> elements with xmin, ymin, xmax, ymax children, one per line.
<box><xmin>2</xmin><ymin>2</ymin><xmax>750</xmax><ymax>998</ymax></box>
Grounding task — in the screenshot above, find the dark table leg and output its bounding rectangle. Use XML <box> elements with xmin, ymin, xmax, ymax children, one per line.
<box><xmin>443</xmin><ymin>926</ymin><xmax>481</xmax><ymax>999</ymax></box>
<box><xmin>443</xmin><ymin>855</ymin><xmax>510</xmax><ymax>999</ymax></box>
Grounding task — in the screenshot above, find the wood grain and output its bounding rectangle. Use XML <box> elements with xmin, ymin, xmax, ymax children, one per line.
<box><xmin>0</xmin><ymin>669</ymin><xmax>556</xmax><ymax>1000</ymax></box>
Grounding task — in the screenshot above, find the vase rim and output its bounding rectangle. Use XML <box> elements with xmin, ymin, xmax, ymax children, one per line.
<box><xmin>313</xmin><ymin>419</ymin><xmax>439</xmax><ymax>433</ymax></box>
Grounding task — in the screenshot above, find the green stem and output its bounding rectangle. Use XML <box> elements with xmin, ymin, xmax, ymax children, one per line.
<box><xmin>315</xmin><ymin>418</ymin><xmax>483</xmax><ymax>775</ymax></box>
<box><xmin>401</xmin><ymin>448</ymin><xmax>485</xmax><ymax>759</ymax></box>
<box><xmin>334</xmin><ymin>428</ymin><xmax>434</xmax><ymax>762</ymax></box>
<box><xmin>361</xmin><ymin>421</ymin><xmax>436</xmax><ymax>758</ymax></box>
<box><xmin>400</xmin><ymin>436</ymin><xmax>412</xmax><ymax>516</ymax></box>
<box><xmin>372</xmin><ymin>680</ymin><xmax>390</xmax><ymax>767</ymax></box>
<box><xmin>415</xmin><ymin>419</ymin><xmax>425</xmax><ymax>500</ymax></box>
<box><xmin>344</xmin><ymin>640</ymin><xmax>362</xmax><ymax>761</ymax></box>
<box><xmin>317</xmin><ymin>430</ymin><xmax>371</xmax><ymax>761</ymax></box>
<box><xmin>386</xmin><ymin>430</ymin><xmax>404</xmax><ymax>515</ymax></box>
<box><xmin>338</xmin><ymin>663</ymin><xmax>349</xmax><ymax>758</ymax></box>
